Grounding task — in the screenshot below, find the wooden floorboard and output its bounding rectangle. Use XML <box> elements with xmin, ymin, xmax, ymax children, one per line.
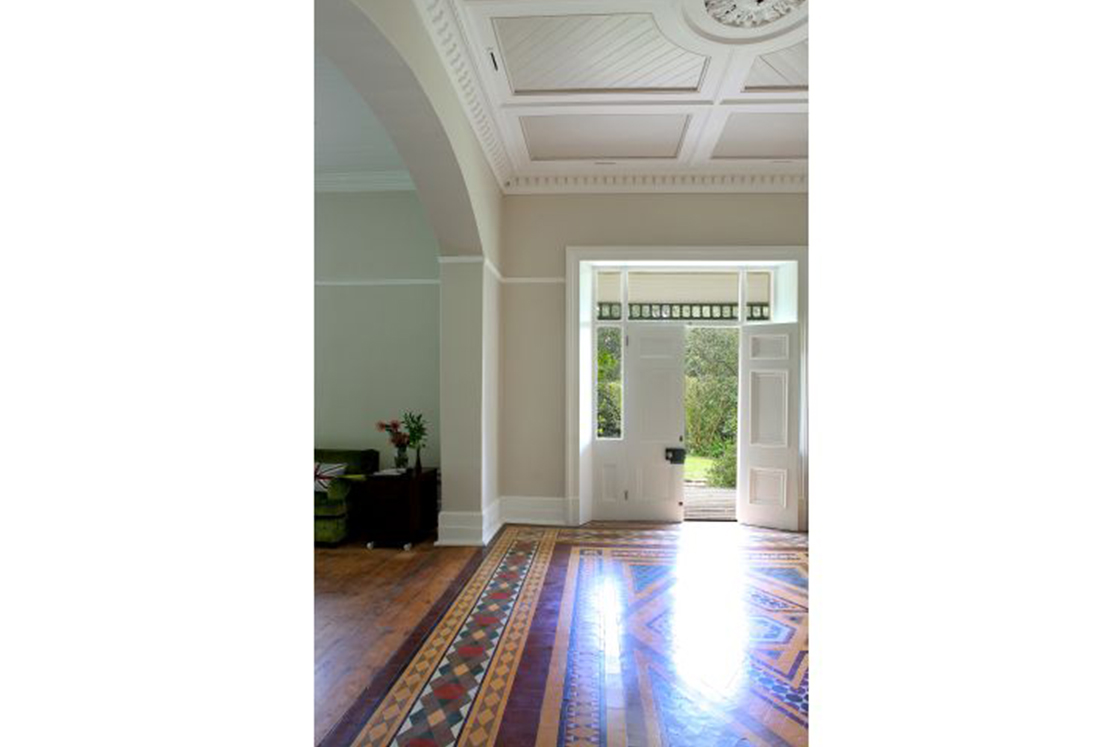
<box><xmin>321</xmin><ymin>523</ymin><xmax>809</xmax><ymax>747</ymax></box>
<box><xmin>314</xmin><ymin>539</ymin><xmax>478</xmax><ymax>745</ymax></box>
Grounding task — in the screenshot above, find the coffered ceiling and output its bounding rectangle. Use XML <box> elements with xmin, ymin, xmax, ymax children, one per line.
<box><xmin>413</xmin><ymin>0</ymin><xmax>808</xmax><ymax>193</ymax></box>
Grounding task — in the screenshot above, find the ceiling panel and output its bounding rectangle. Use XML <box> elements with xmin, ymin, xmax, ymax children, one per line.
<box><xmin>397</xmin><ymin>0</ymin><xmax>810</xmax><ymax>192</ymax></box>
<box><xmin>521</xmin><ymin>114</ymin><xmax>689</xmax><ymax>160</ymax></box>
<box><xmin>711</xmin><ymin>113</ymin><xmax>807</xmax><ymax>159</ymax></box>
<box><xmin>494</xmin><ymin>13</ymin><xmax>708</xmax><ymax>94</ymax></box>
<box><xmin>744</xmin><ymin>40</ymin><xmax>808</xmax><ymax>91</ymax></box>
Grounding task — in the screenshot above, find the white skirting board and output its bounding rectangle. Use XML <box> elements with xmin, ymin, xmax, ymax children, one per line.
<box><xmin>433</xmin><ymin>510</ymin><xmax>487</xmax><ymax>546</ymax></box>
<box><xmin>482</xmin><ymin>498</ymin><xmax>502</xmax><ymax>545</ymax></box>
<box><xmin>434</xmin><ymin>496</ymin><xmax>570</xmax><ymax>546</ymax></box>
<box><xmin>500</xmin><ymin>496</ymin><xmax>568</xmax><ymax>526</ymax></box>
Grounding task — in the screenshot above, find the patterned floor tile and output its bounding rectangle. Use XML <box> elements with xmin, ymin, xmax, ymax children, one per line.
<box><xmin>335</xmin><ymin>523</ymin><xmax>808</xmax><ymax>747</ymax></box>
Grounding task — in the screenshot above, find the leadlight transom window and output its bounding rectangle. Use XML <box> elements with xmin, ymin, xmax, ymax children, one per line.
<box><xmin>745</xmin><ymin>302</ymin><xmax>771</xmax><ymax>320</ymax></box>
<box><xmin>596</xmin><ymin>303</ymin><xmax>623</xmax><ymax>320</ymax></box>
<box><xmin>628</xmin><ymin>302</ymin><xmax>741</xmax><ymax>321</ymax></box>
<box><xmin>593</xmin><ymin>269</ymin><xmax>775</xmax><ymax>322</ymax></box>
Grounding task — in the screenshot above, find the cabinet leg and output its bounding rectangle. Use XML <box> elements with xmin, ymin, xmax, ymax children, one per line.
<box><xmin>402</xmin><ymin>542</ymin><xmax>412</xmax><ymax>551</ymax></box>
<box><xmin>366</xmin><ymin>541</ymin><xmax>376</xmax><ymax>550</ymax></box>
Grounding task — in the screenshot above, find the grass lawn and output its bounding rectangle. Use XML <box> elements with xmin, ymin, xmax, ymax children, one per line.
<box><xmin>684</xmin><ymin>455</ymin><xmax>713</xmax><ymax>482</ymax></box>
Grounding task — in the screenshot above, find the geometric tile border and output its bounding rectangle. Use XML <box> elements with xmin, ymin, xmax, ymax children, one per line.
<box><xmin>349</xmin><ymin>528</ymin><xmax>556</xmax><ymax>747</ymax></box>
<box><xmin>333</xmin><ymin>522</ymin><xmax>808</xmax><ymax>747</ymax></box>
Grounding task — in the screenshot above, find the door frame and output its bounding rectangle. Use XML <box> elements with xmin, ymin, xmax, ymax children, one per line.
<box><xmin>564</xmin><ymin>246</ymin><xmax>809</xmax><ymax>529</ymax></box>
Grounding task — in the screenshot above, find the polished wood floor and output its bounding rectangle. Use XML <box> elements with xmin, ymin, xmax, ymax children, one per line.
<box><xmin>316</xmin><ymin>523</ymin><xmax>808</xmax><ymax>747</ymax></box>
<box><xmin>314</xmin><ymin>540</ymin><xmax>479</xmax><ymax>745</ymax></box>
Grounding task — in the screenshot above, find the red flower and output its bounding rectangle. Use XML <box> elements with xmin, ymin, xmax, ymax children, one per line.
<box><xmin>377</xmin><ymin>416</ymin><xmax>415</xmax><ymax>450</ymax></box>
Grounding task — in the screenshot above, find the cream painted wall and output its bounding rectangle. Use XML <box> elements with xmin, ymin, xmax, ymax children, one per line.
<box><xmin>499</xmin><ymin>193</ymin><xmax>809</xmax><ymax>499</ymax></box>
<box><xmin>500</xmin><ymin>282</ymin><xmax>566</xmax><ymax>498</ymax></box>
<box><xmin>501</xmin><ymin>194</ymin><xmax>807</xmax><ymax>278</ymax></box>
<box><xmin>438</xmin><ymin>261</ymin><xmax>484</xmax><ymax>513</ymax></box>
<box><xmin>315</xmin><ymin>191</ymin><xmax>441</xmax><ymax>465</ymax></box>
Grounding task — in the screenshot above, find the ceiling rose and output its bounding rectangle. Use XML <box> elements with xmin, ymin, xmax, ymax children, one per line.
<box><xmin>705</xmin><ymin>0</ymin><xmax>807</xmax><ymax>29</ymax></box>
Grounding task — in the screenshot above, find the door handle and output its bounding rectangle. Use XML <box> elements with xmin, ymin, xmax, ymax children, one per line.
<box><xmin>664</xmin><ymin>447</ymin><xmax>686</xmax><ymax>465</ymax></box>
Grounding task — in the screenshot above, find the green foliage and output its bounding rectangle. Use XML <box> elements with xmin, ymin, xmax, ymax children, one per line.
<box><xmin>684</xmin><ymin>328</ymin><xmax>738</xmax><ymax>483</ymax></box>
<box><xmin>597</xmin><ymin>327</ymin><xmax>622</xmax><ymax>438</ymax></box>
<box><xmin>684</xmin><ymin>328</ymin><xmax>738</xmax><ymax>457</ymax></box>
<box><xmin>707</xmin><ymin>441</ymin><xmax>738</xmax><ymax>488</ymax></box>
<box><xmin>685</xmin><ymin>376</ymin><xmax>737</xmax><ymax>456</ymax></box>
<box><xmin>597</xmin><ymin>381</ymin><xmax>621</xmax><ymax>438</ymax></box>
<box><xmin>685</xmin><ymin>327</ymin><xmax>738</xmax><ymax>378</ymax></box>
<box><xmin>597</xmin><ymin>327</ymin><xmax>621</xmax><ymax>382</ymax></box>
<box><xmin>402</xmin><ymin>411</ymin><xmax>428</xmax><ymax>448</ymax></box>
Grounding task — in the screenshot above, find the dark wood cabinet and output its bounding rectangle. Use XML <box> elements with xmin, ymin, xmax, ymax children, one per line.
<box><xmin>350</xmin><ymin>468</ymin><xmax>438</xmax><ymax>550</ymax></box>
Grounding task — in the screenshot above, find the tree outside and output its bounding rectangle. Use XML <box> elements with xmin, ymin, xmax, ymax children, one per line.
<box><xmin>596</xmin><ymin>325</ymin><xmax>738</xmax><ymax>489</ymax></box>
<box><xmin>597</xmin><ymin>327</ymin><xmax>622</xmax><ymax>438</ymax></box>
<box><xmin>685</xmin><ymin>327</ymin><xmax>738</xmax><ymax>487</ymax></box>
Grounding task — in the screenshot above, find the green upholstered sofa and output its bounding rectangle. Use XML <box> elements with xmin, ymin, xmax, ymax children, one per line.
<box><xmin>314</xmin><ymin>448</ymin><xmax>379</xmax><ymax>545</ymax></box>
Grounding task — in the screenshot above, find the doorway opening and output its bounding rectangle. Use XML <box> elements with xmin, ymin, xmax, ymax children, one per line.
<box><xmin>573</xmin><ymin>250</ymin><xmax>804</xmax><ymax>530</ymax></box>
<box><xmin>683</xmin><ymin>326</ymin><xmax>739</xmax><ymax>521</ymax></box>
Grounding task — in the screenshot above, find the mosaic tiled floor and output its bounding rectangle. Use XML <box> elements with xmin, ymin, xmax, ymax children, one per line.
<box><xmin>324</xmin><ymin>522</ymin><xmax>808</xmax><ymax>747</ymax></box>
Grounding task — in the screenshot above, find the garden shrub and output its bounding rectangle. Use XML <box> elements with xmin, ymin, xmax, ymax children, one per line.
<box><xmin>597</xmin><ymin>381</ymin><xmax>621</xmax><ymax>438</ymax></box>
<box><xmin>597</xmin><ymin>328</ymin><xmax>622</xmax><ymax>438</ymax></box>
<box><xmin>685</xmin><ymin>376</ymin><xmax>737</xmax><ymax>456</ymax></box>
<box><xmin>684</xmin><ymin>327</ymin><xmax>739</xmax><ymax>459</ymax></box>
<box><xmin>708</xmin><ymin>441</ymin><xmax>738</xmax><ymax>488</ymax></box>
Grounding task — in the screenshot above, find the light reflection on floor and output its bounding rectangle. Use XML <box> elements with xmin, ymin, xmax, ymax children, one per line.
<box><xmin>559</xmin><ymin>521</ymin><xmax>808</xmax><ymax>746</ymax></box>
<box><xmin>330</xmin><ymin>523</ymin><xmax>808</xmax><ymax>747</ymax></box>
<box><xmin>671</xmin><ymin>524</ymin><xmax>752</xmax><ymax>695</ymax></box>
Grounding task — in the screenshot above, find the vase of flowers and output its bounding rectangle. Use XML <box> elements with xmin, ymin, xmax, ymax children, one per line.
<box><xmin>376</xmin><ymin>419</ymin><xmax>411</xmax><ymax>469</ymax></box>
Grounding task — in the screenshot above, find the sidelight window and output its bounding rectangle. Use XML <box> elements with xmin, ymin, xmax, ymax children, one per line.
<box><xmin>596</xmin><ymin>326</ymin><xmax>622</xmax><ymax>438</ymax></box>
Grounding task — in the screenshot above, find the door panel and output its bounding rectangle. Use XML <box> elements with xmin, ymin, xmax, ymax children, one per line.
<box><xmin>611</xmin><ymin>324</ymin><xmax>685</xmax><ymax>522</ymax></box>
<box><xmin>739</xmin><ymin>323</ymin><xmax>800</xmax><ymax>530</ymax></box>
<box><xmin>749</xmin><ymin>370</ymin><xmax>788</xmax><ymax>447</ymax></box>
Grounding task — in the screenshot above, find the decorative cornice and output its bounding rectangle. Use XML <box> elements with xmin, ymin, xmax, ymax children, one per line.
<box><xmin>315</xmin><ymin>170</ymin><xmax>415</xmax><ymax>192</ymax></box>
<box><xmin>503</xmin><ymin>172</ymin><xmax>807</xmax><ymax>194</ymax></box>
<box><xmin>413</xmin><ymin>2</ymin><xmax>806</xmax><ymax>196</ymax></box>
<box><xmin>418</xmin><ymin>0</ymin><xmax>513</xmax><ymax>185</ymax></box>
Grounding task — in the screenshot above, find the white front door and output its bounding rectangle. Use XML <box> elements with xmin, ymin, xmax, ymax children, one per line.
<box><xmin>738</xmin><ymin>322</ymin><xmax>801</xmax><ymax>530</ymax></box>
<box><xmin>620</xmin><ymin>324</ymin><xmax>686</xmax><ymax>522</ymax></box>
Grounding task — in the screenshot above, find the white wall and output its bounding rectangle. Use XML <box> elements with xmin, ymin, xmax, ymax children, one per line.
<box><xmin>500</xmin><ymin>193</ymin><xmax>809</xmax><ymax>500</ymax></box>
<box><xmin>482</xmin><ymin>264</ymin><xmax>502</xmax><ymax>539</ymax></box>
<box><xmin>315</xmin><ymin>191</ymin><xmax>441</xmax><ymax>465</ymax></box>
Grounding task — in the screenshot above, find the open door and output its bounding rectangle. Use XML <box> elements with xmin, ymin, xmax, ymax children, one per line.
<box><xmin>624</xmin><ymin>324</ymin><xmax>685</xmax><ymax>522</ymax></box>
<box><xmin>738</xmin><ymin>322</ymin><xmax>801</xmax><ymax>530</ymax></box>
